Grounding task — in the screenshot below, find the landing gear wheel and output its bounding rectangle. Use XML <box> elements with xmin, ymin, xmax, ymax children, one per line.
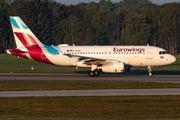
<box><xmin>94</xmin><ymin>70</ymin><xmax>100</xmax><ymax>76</ymax></box>
<box><xmin>149</xmin><ymin>72</ymin><xmax>153</xmax><ymax>76</ymax></box>
<box><xmin>89</xmin><ymin>71</ymin><xmax>94</xmax><ymax>77</ymax></box>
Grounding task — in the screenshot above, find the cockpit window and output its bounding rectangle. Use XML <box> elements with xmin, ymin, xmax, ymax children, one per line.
<box><xmin>159</xmin><ymin>51</ymin><xmax>169</xmax><ymax>54</ymax></box>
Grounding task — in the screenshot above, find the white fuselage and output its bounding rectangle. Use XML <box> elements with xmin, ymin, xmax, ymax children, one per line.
<box><xmin>42</xmin><ymin>45</ymin><xmax>176</xmax><ymax>67</ymax></box>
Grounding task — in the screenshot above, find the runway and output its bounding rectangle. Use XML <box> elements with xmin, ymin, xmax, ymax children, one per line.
<box><xmin>1</xmin><ymin>88</ymin><xmax>180</xmax><ymax>97</ymax></box>
<box><xmin>0</xmin><ymin>73</ymin><xmax>180</xmax><ymax>83</ymax></box>
<box><xmin>1</xmin><ymin>73</ymin><xmax>180</xmax><ymax>97</ymax></box>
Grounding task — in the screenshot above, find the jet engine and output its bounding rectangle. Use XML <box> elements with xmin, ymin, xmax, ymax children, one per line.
<box><xmin>101</xmin><ymin>62</ymin><xmax>124</xmax><ymax>73</ymax></box>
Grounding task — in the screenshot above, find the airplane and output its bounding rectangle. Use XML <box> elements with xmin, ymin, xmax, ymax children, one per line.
<box><xmin>6</xmin><ymin>16</ymin><xmax>176</xmax><ymax>77</ymax></box>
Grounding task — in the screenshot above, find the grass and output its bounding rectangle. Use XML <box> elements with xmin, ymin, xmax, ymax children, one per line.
<box><xmin>0</xmin><ymin>96</ymin><xmax>180</xmax><ymax>119</ymax></box>
<box><xmin>1</xmin><ymin>82</ymin><xmax>180</xmax><ymax>91</ymax></box>
<box><xmin>0</xmin><ymin>54</ymin><xmax>180</xmax><ymax>74</ymax></box>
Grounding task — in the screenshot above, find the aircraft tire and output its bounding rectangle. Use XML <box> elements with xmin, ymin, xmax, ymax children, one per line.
<box><xmin>89</xmin><ymin>71</ymin><xmax>95</xmax><ymax>77</ymax></box>
<box><xmin>94</xmin><ymin>70</ymin><xmax>100</xmax><ymax>76</ymax></box>
<box><xmin>149</xmin><ymin>73</ymin><xmax>153</xmax><ymax>77</ymax></box>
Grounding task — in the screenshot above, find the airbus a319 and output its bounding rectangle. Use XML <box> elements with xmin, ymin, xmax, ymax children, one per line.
<box><xmin>7</xmin><ymin>16</ymin><xmax>176</xmax><ymax>76</ymax></box>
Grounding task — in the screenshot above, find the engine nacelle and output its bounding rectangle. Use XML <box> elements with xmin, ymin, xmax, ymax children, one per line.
<box><xmin>102</xmin><ymin>62</ymin><xmax>124</xmax><ymax>73</ymax></box>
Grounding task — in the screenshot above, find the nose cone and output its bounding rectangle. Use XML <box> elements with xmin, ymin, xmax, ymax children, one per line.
<box><xmin>170</xmin><ymin>55</ymin><xmax>176</xmax><ymax>64</ymax></box>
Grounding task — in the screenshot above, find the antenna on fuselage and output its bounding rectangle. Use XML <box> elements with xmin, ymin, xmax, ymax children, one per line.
<box><xmin>147</xmin><ymin>43</ymin><xmax>149</xmax><ymax>46</ymax></box>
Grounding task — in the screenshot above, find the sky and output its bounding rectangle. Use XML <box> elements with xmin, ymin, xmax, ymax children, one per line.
<box><xmin>56</xmin><ymin>0</ymin><xmax>180</xmax><ymax>5</ymax></box>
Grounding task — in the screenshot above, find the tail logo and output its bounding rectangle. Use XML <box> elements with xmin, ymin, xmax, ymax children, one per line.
<box><xmin>9</xmin><ymin>16</ymin><xmax>54</xmax><ymax>64</ymax></box>
<box><xmin>15</xmin><ymin>32</ymin><xmax>38</xmax><ymax>46</ymax></box>
<box><xmin>10</xmin><ymin>17</ymin><xmax>28</xmax><ymax>29</ymax></box>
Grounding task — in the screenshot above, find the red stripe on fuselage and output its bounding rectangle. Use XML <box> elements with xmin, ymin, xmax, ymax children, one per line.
<box><xmin>14</xmin><ymin>32</ymin><xmax>53</xmax><ymax>64</ymax></box>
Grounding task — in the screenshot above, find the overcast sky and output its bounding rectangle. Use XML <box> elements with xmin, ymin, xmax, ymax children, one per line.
<box><xmin>56</xmin><ymin>0</ymin><xmax>180</xmax><ymax>5</ymax></box>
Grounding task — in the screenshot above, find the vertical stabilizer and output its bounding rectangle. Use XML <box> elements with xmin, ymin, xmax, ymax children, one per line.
<box><xmin>8</xmin><ymin>16</ymin><xmax>53</xmax><ymax>64</ymax></box>
<box><xmin>10</xmin><ymin>16</ymin><xmax>43</xmax><ymax>48</ymax></box>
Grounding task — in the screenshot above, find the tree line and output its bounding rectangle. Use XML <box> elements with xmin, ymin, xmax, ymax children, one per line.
<box><xmin>0</xmin><ymin>0</ymin><xmax>180</xmax><ymax>54</ymax></box>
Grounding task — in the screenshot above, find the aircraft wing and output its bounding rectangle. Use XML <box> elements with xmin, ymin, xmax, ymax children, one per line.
<box><xmin>64</xmin><ymin>54</ymin><xmax>113</xmax><ymax>65</ymax></box>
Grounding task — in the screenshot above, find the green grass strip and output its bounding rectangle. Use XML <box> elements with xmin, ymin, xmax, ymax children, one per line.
<box><xmin>1</xmin><ymin>82</ymin><xmax>180</xmax><ymax>91</ymax></box>
<box><xmin>0</xmin><ymin>96</ymin><xmax>180</xmax><ymax>119</ymax></box>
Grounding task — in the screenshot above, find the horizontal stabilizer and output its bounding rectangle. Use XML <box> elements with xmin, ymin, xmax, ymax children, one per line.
<box><xmin>7</xmin><ymin>49</ymin><xmax>29</xmax><ymax>53</ymax></box>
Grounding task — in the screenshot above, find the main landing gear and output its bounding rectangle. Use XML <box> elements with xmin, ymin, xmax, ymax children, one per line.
<box><xmin>89</xmin><ymin>70</ymin><xmax>100</xmax><ymax>77</ymax></box>
<box><xmin>89</xmin><ymin>65</ymin><xmax>100</xmax><ymax>77</ymax></box>
<box><xmin>148</xmin><ymin>66</ymin><xmax>153</xmax><ymax>76</ymax></box>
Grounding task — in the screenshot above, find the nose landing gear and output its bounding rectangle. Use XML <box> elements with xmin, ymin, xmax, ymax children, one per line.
<box><xmin>148</xmin><ymin>66</ymin><xmax>153</xmax><ymax>76</ymax></box>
